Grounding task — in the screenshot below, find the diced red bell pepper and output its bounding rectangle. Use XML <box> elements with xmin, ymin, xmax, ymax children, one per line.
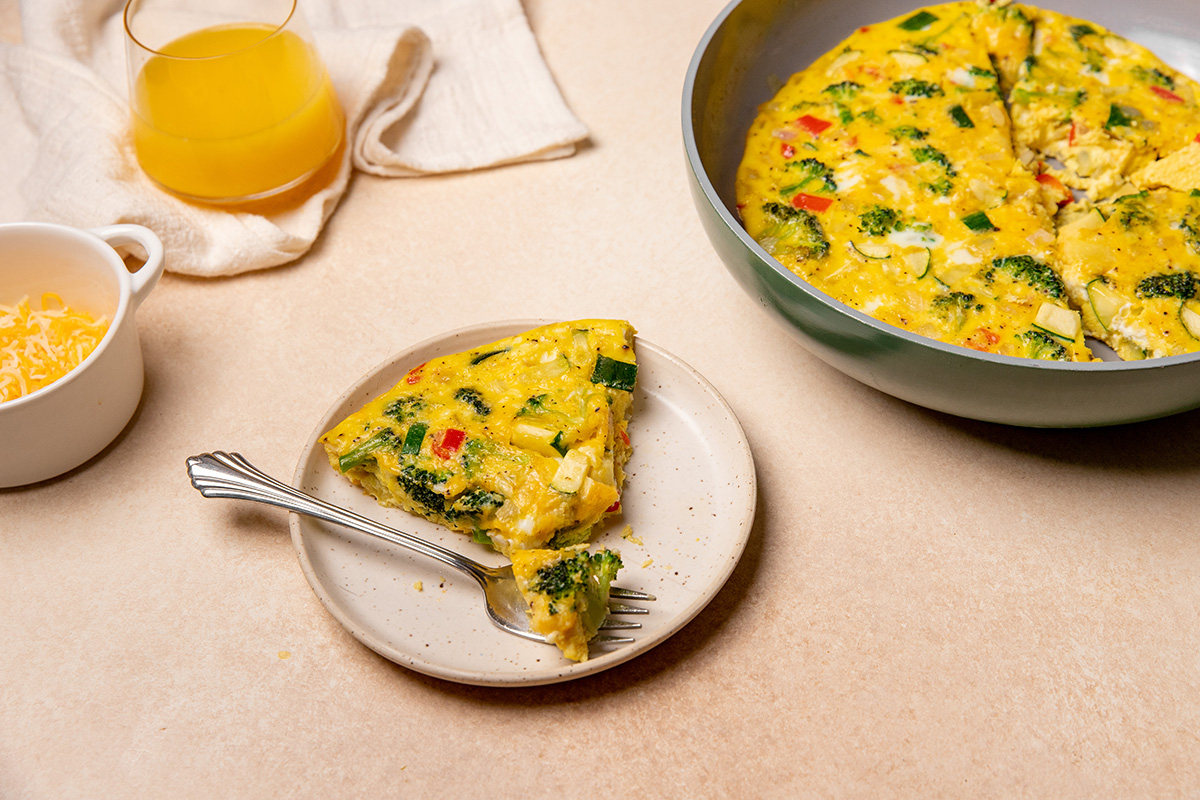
<box><xmin>605</xmin><ymin>500</ymin><xmax>621</xmax><ymax>513</ymax></box>
<box><xmin>1069</xmin><ymin>121</ymin><xmax>1076</xmax><ymax>147</ymax></box>
<box><xmin>1036</xmin><ymin>172</ymin><xmax>1072</xmax><ymax>206</ymax></box>
<box><xmin>791</xmin><ymin>193</ymin><xmax>833</xmax><ymax>212</ymax></box>
<box><xmin>795</xmin><ymin>115</ymin><xmax>832</xmax><ymax>136</ymax></box>
<box><xmin>617</xmin><ymin>428</ymin><xmax>630</xmax><ymax>447</ymax></box>
<box><xmin>1151</xmin><ymin>85</ymin><xmax>1185</xmax><ymax>103</ymax></box>
<box><xmin>781</xmin><ymin>143</ymin><xmax>796</xmax><ymax>158</ymax></box>
<box><xmin>405</xmin><ymin>363</ymin><xmax>425</xmax><ymax>385</ymax></box>
<box><xmin>432</xmin><ymin>428</ymin><xmax>465</xmax><ymax>459</ymax></box>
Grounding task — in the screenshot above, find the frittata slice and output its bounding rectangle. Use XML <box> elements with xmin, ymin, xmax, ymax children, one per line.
<box><xmin>736</xmin><ymin>2</ymin><xmax>1093</xmax><ymax>360</ymax></box>
<box><xmin>511</xmin><ymin>545</ymin><xmax>622</xmax><ymax>662</ymax></box>
<box><xmin>320</xmin><ymin>320</ymin><xmax>636</xmax><ymax>556</ymax></box>
<box><xmin>1006</xmin><ymin>5</ymin><xmax>1200</xmax><ymax>200</ymax></box>
<box><xmin>1057</xmin><ymin>189</ymin><xmax>1200</xmax><ymax>358</ymax></box>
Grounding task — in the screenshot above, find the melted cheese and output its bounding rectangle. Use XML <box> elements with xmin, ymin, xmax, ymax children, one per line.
<box><xmin>0</xmin><ymin>294</ymin><xmax>109</xmax><ymax>402</ymax></box>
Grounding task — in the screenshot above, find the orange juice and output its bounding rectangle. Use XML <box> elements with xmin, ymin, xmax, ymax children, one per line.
<box><xmin>131</xmin><ymin>23</ymin><xmax>344</xmax><ymax>201</ymax></box>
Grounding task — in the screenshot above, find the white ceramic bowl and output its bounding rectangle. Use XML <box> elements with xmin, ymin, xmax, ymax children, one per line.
<box><xmin>0</xmin><ymin>222</ymin><xmax>164</xmax><ymax>487</ymax></box>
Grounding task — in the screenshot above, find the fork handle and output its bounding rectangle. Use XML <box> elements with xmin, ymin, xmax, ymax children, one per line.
<box><xmin>186</xmin><ymin>451</ymin><xmax>489</xmax><ymax>583</ymax></box>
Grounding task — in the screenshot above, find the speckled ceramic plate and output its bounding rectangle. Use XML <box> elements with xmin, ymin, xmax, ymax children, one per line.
<box><xmin>290</xmin><ymin>320</ymin><xmax>756</xmax><ymax>686</ymax></box>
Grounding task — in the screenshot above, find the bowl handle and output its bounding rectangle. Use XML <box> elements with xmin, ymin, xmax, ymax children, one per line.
<box><xmin>89</xmin><ymin>224</ymin><xmax>165</xmax><ymax>309</ymax></box>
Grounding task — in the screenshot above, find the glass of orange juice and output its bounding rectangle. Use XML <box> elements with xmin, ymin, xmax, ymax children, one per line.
<box><xmin>123</xmin><ymin>0</ymin><xmax>345</xmax><ymax>203</ymax></box>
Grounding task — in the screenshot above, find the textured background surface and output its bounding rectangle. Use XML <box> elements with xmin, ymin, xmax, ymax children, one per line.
<box><xmin>3</xmin><ymin>0</ymin><xmax>1199</xmax><ymax>796</ymax></box>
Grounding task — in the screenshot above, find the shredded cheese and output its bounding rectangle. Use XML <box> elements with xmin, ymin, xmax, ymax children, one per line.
<box><xmin>0</xmin><ymin>293</ymin><xmax>108</xmax><ymax>402</ymax></box>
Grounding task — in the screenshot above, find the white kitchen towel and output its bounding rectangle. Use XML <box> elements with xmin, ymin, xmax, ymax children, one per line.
<box><xmin>0</xmin><ymin>0</ymin><xmax>589</xmax><ymax>276</ymax></box>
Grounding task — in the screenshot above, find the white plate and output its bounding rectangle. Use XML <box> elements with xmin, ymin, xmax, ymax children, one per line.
<box><xmin>290</xmin><ymin>320</ymin><xmax>756</xmax><ymax>686</ymax></box>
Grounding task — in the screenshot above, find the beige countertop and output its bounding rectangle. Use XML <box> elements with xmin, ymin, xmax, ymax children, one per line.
<box><xmin>4</xmin><ymin>1</ymin><xmax>1200</xmax><ymax>796</ymax></box>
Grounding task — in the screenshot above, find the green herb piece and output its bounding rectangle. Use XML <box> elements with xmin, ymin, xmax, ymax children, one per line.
<box><xmin>949</xmin><ymin>105</ymin><xmax>974</xmax><ymax>128</ymax></box>
<box><xmin>401</xmin><ymin>422</ymin><xmax>427</xmax><ymax>455</ymax></box>
<box><xmin>962</xmin><ymin>211</ymin><xmax>996</xmax><ymax>232</ymax></box>
<box><xmin>338</xmin><ymin>429</ymin><xmax>399</xmax><ymax>473</ymax></box>
<box><xmin>469</xmin><ymin>348</ymin><xmax>509</xmax><ymax>365</ymax></box>
<box><xmin>897</xmin><ymin>10</ymin><xmax>938</xmax><ymax>30</ymax></box>
<box><xmin>1105</xmin><ymin>104</ymin><xmax>1135</xmax><ymax>129</ymax></box>
<box><xmin>1069</xmin><ymin>24</ymin><xmax>1097</xmax><ymax>42</ymax></box>
<box><xmin>591</xmin><ymin>355</ymin><xmax>638</xmax><ymax>392</ymax></box>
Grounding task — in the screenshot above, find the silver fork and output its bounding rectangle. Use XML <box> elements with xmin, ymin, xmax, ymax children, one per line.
<box><xmin>185</xmin><ymin>451</ymin><xmax>653</xmax><ymax>647</ymax></box>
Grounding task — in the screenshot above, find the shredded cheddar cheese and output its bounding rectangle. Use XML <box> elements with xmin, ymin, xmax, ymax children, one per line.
<box><xmin>0</xmin><ymin>293</ymin><xmax>108</xmax><ymax>402</ymax></box>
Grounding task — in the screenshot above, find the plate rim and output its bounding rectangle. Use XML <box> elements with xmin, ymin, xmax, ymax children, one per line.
<box><xmin>288</xmin><ymin>319</ymin><xmax>757</xmax><ymax>686</ymax></box>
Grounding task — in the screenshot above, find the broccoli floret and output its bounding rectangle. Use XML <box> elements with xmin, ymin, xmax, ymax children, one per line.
<box><xmin>914</xmin><ymin>144</ymin><xmax>956</xmax><ymax>195</ymax></box>
<box><xmin>384</xmin><ymin>396</ymin><xmax>424</xmax><ymax>423</ymax></box>
<box><xmin>453</xmin><ymin>488</ymin><xmax>505</xmax><ymax>514</ymax></box>
<box><xmin>1070</xmin><ymin>24</ymin><xmax>1098</xmax><ymax>42</ymax></box>
<box><xmin>1021</xmin><ymin>330</ymin><xmax>1069</xmax><ymax>361</ymax></box>
<box><xmin>1179</xmin><ymin>211</ymin><xmax>1200</xmax><ymax>257</ymax></box>
<box><xmin>1132</xmin><ymin>65</ymin><xmax>1175</xmax><ymax>89</ymax></box>
<box><xmin>913</xmin><ymin>146</ymin><xmax>956</xmax><ymax>175</ymax></box>
<box><xmin>455</xmin><ymin>387</ymin><xmax>491</xmax><ymax>416</ymax></box>
<box><xmin>784</xmin><ymin>157</ymin><xmax>836</xmax><ymax>193</ymax></box>
<box><xmin>759</xmin><ymin>202</ymin><xmax>830</xmax><ymax>260</ymax></box>
<box><xmin>1136</xmin><ymin>271</ymin><xmax>1198</xmax><ymax>299</ymax></box>
<box><xmin>397</xmin><ymin>465</ymin><xmax>449</xmax><ymax>513</ymax></box>
<box><xmin>889</xmin><ymin>79</ymin><xmax>943</xmax><ymax>98</ymax></box>
<box><xmin>922</xmin><ymin>177</ymin><xmax>953</xmax><ymax>196</ymax></box>
<box><xmin>1111</xmin><ymin>191</ymin><xmax>1152</xmax><ymax>228</ymax></box>
<box><xmin>530</xmin><ymin>549</ymin><xmax>623</xmax><ymax>620</ymax></box>
<box><xmin>823</xmin><ymin>81</ymin><xmax>863</xmax><ymax>100</ymax></box>
<box><xmin>889</xmin><ymin>125</ymin><xmax>929</xmax><ymax>140</ymax></box>
<box><xmin>516</xmin><ymin>393</ymin><xmax>550</xmax><ymax>416</ymax></box>
<box><xmin>858</xmin><ymin>205</ymin><xmax>900</xmax><ymax>237</ymax></box>
<box><xmin>931</xmin><ymin>292</ymin><xmax>981</xmax><ymax>329</ymax></box>
<box><xmin>990</xmin><ymin>255</ymin><xmax>1066</xmax><ymax>299</ymax></box>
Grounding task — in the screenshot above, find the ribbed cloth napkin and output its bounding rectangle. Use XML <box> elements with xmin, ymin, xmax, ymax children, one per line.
<box><xmin>0</xmin><ymin>0</ymin><xmax>589</xmax><ymax>276</ymax></box>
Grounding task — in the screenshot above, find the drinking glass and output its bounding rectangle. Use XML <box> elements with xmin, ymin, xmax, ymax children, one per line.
<box><xmin>123</xmin><ymin>0</ymin><xmax>345</xmax><ymax>203</ymax></box>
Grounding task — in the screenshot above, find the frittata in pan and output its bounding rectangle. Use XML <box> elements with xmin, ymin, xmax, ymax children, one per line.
<box><xmin>320</xmin><ymin>320</ymin><xmax>636</xmax><ymax>557</ymax></box>
<box><xmin>737</xmin><ymin>1</ymin><xmax>1200</xmax><ymax>361</ymax></box>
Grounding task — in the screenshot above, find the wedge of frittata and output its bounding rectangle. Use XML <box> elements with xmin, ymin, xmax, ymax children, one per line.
<box><xmin>1057</xmin><ymin>189</ymin><xmax>1200</xmax><ymax>358</ymax></box>
<box><xmin>1005</xmin><ymin>6</ymin><xmax>1200</xmax><ymax>200</ymax></box>
<box><xmin>320</xmin><ymin>320</ymin><xmax>636</xmax><ymax>556</ymax></box>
